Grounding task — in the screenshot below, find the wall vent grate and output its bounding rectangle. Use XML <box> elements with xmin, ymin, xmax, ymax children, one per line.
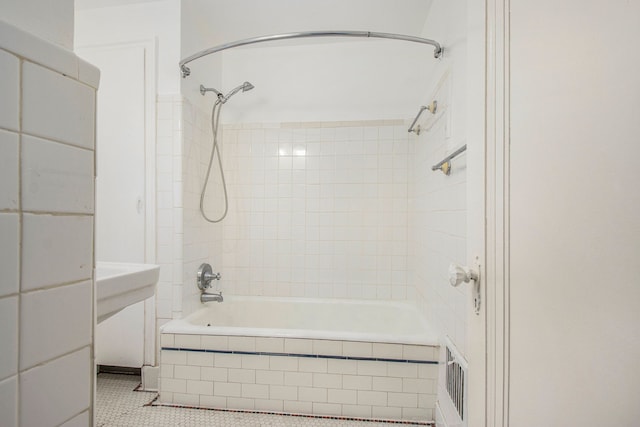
<box><xmin>445</xmin><ymin>338</ymin><xmax>468</xmax><ymax>423</ymax></box>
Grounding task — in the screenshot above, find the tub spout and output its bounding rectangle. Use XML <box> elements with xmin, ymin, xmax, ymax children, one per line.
<box><xmin>201</xmin><ymin>291</ymin><xmax>223</xmax><ymax>303</ymax></box>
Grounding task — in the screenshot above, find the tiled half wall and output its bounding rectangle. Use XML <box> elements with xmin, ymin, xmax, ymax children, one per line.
<box><xmin>159</xmin><ymin>334</ymin><xmax>437</xmax><ymax>422</ymax></box>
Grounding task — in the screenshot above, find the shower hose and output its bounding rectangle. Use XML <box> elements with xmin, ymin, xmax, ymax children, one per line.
<box><xmin>199</xmin><ymin>98</ymin><xmax>228</xmax><ymax>223</ymax></box>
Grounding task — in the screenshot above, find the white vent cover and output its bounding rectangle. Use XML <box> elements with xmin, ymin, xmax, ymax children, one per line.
<box><xmin>444</xmin><ymin>336</ymin><xmax>468</xmax><ymax>424</ymax></box>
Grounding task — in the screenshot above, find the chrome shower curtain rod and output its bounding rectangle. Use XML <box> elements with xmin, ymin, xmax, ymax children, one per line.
<box><xmin>180</xmin><ymin>30</ymin><xmax>443</xmax><ymax>78</ymax></box>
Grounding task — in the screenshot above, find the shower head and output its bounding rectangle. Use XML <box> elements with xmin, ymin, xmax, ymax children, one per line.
<box><xmin>201</xmin><ymin>81</ymin><xmax>255</xmax><ymax>104</ymax></box>
<box><xmin>222</xmin><ymin>81</ymin><xmax>255</xmax><ymax>102</ymax></box>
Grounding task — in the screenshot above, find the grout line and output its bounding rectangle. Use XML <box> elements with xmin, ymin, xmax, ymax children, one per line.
<box><xmin>150</xmin><ymin>401</ymin><xmax>433</xmax><ymax>426</ymax></box>
<box><xmin>160</xmin><ymin>347</ymin><xmax>438</xmax><ymax>365</ymax></box>
<box><xmin>16</xmin><ymin>55</ymin><xmax>23</xmax><ymax>427</ymax></box>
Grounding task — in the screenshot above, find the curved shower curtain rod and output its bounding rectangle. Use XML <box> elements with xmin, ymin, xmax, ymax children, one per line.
<box><xmin>179</xmin><ymin>30</ymin><xmax>443</xmax><ymax>78</ymax></box>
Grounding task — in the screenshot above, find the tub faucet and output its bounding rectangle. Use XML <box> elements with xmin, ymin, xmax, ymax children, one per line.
<box><xmin>201</xmin><ymin>291</ymin><xmax>223</xmax><ymax>303</ymax></box>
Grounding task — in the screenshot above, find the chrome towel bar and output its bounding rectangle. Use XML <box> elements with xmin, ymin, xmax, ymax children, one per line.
<box><xmin>407</xmin><ymin>101</ymin><xmax>437</xmax><ymax>135</ymax></box>
<box><xmin>432</xmin><ymin>144</ymin><xmax>467</xmax><ymax>175</ymax></box>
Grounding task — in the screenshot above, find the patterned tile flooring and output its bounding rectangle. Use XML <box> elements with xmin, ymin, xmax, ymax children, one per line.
<box><xmin>96</xmin><ymin>374</ymin><xmax>432</xmax><ymax>426</ymax></box>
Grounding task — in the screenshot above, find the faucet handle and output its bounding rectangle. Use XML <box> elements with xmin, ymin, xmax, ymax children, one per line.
<box><xmin>205</xmin><ymin>271</ymin><xmax>221</xmax><ymax>281</ymax></box>
<box><xmin>197</xmin><ymin>263</ymin><xmax>221</xmax><ymax>290</ymax></box>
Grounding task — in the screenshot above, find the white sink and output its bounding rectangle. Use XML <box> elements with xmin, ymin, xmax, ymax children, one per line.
<box><xmin>96</xmin><ymin>262</ymin><xmax>160</xmax><ymax>323</ymax></box>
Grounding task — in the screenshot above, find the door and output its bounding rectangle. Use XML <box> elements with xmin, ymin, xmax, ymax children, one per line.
<box><xmin>78</xmin><ymin>45</ymin><xmax>147</xmax><ymax>368</ymax></box>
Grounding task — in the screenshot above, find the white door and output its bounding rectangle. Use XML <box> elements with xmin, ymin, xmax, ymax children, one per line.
<box><xmin>78</xmin><ymin>45</ymin><xmax>147</xmax><ymax>368</ymax></box>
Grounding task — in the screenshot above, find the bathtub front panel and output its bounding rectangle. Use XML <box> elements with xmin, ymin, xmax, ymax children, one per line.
<box><xmin>159</xmin><ymin>334</ymin><xmax>438</xmax><ymax>422</ymax></box>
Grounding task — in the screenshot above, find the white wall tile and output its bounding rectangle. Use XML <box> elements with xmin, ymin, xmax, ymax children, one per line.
<box><xmin>373</xmin><ymin>343</ymin><xmax>403</xmax><ymax>359</ymax></box>
<box><xmin>228</xmin><ymin>336</ymin><xmax>255</xmax><ymax>352</ymax></box>
<box><xmin>186</xmin><ymin>351</ymin><xmax>213</xmax><ymax>367</ymax></box>
<box><xmin>20</xmin><ymin>280</ymin><xmax>91</xmax><ymax>369</ymax></box>
<box><xmin>0</xmin><ymin>214</ymin><xmax>19</xmax><ymax>297</ymax></box>
<box><xmin>22</xmin><ymin>135</ymin><xmax>94</xmax><ymax>213</ymax></box>
<box><xmin>255</xmin><ymin>370</ymin><xmax>283</xmax><ymax>385</ymax></box>
<box><xmin>284</xmin><ymin>371</ymin><xmax>312</xmax><ymax>387</ymax></box>
<box><xmin>313</xmin><ymin>373</ymin><xmax>341</xmax><ymax>389</ymax></box>
<box><xmin>201</xmin><ymin>335</ymin><xmax>228</xmax><ymax>351</ymax></box>
<box><xmin>21</xmin><ymin>214</ymin><xmax>93</xmax><ymax>290</ymax></box>
<box><xmin>187</xmin><ymin>379</ymin><xmax>213</xmax><ymax>395</ymax></box>
<box><xmin>357</xmin><ymin>390</ymin><xmax>387</xmax><ymax>406</ymax></box>
<box><xmin>373</xmin><ymin>376</ymin><xmax>403</xmax><ymax>392</ymax></box>
<box><xmin>241</xmin><ymin>383</ymin><xmax>269</xmax><ymax>399</ymax></box>
<box><xmin>343</xmin><ymin>375</ymin><xmax>372</xmax><ymax>390</ymax></box>
<box><xmin>298</xmin><ymin>357</ymin><xmax>327</xmax><ymax>373</ymax></box>
<box><xmin>299</xmin><ymin>386</ymin><xmax>327</xmax><ymax>403</ymax></box>
<box><xmin>328</xmin><ymin>388</ymin><xmax>357</xmax><ymax>405</ymax></box>
<box><xmin>269</xmin><ymin>356</ymin><xmax>298</xmax><ymax>372</ymax></box>
<box><xmin>215</xmin><ymin>382</ymin><xmax>241</xmax><ymax>397</ymax></box>
<box><xmin>372</xmin><ymin>406</ymin><xmax>402</xmax><ymax>420</ymax></box>
<box><xmin>327</xmin><ymin>359</ymin><xmax>358</xmax><ymax>375</ymax></box>
<box><xmin>284</xmin><ymin>400</ymin><xmax>311</xmax><ymax>414</ymax></box>
<box><xmin>0</xmin><ymin>22</ymin><xmax>79</xmax><ymax>80</ymax></box>
<box><xmin>284</xmin><ymin>338</ymin><xmax>312</xmax><ymax>354</ymax></box>
<box><xmin>174</xmin><ymin>334</ymin><xmax>201</xmax><ymax>349</ymax></box>
<box><xmin>312</xmin><ymin>340</ymin><xmax>342</xmax><ymax>356</ymax></box>
<box><xmin>160</xmin><ymin>378</ymin><xmax>186</xmax><ymax>394</ymax></box>
<box><xmin>20</xmin><ymin>347</ymin><xmax>91</xmax><ymax>427</ymax></box>
<box><xmin>0</xmin><ymin>297</ymin><xmax>18</xmax><ymax>380</ymax></box>
<box><xmin>255</xmin><ymin>337</ymin><xmax>284</xmax><ymax>353</ymax></box>
<box><xmin>174</xmin><ymin>365</ymin><xmax>200</xmax><ymax>380</ymax></box>
<box><xmin>0</xmin><ymin>376</ymin><xmax>17</xmax><ymax>427</ymax></box>
<box><xmin>0</xmin><ymin>50</ymin><xmax>19</xmax><ymax>132</ymax></box>
<box><xmin>22</xmin><ymin>62</ymin><xmax>95</xmax><ymax>149</ymax></box>
<box><xmin>313</xmin><ymin>402</ymin><xmax>341</xmax><ymax>415</ymax></box>
<box><xmin>0</xmin><ymin>130</ymin><xmax>19</xmax><ymax>210</ymax></box>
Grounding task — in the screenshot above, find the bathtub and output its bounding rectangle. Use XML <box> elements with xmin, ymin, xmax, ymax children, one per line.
<box><xmin>159</xmin><ymin>296</ymin><xmax>439</xmax><ymax>422</ymax></box>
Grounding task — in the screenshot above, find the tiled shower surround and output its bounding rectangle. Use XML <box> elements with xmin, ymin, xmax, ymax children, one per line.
<box><xmin>156</xmin><ymin>101</ymin><xmax>415</xmax><ymax>323</ymax></box>
<box><xmin>218</xmin><ymin>121</ymin><xmax>411</xmax><ymax>301</ymax></box>
<box><xmin>159</xmin><ymin>335</ymin><xmax>437</xmax><ymax>422</ymax></box>
<box><xmin>154</xmin><ymin>100</ymin><xmax>465</xmax><ymax>422</ymax></box>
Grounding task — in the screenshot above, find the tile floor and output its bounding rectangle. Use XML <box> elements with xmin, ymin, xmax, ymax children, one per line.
<box><xmin>96</xmin><ymin>373</ymin><xmax>433</xmax><ymax>426</ymax></box>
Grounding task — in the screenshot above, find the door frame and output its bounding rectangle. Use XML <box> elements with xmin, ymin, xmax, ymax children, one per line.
<box><xmin>466</xmin><ymin>0</ymin><xmax>511</xmax><ymax>426</ymax></box>
<box><xmin>76</xmin><ymin>39</ymin><xmax>158</xmax><ymax>366</ymax></box>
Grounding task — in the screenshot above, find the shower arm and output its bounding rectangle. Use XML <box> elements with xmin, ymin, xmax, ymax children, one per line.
<box><xmin>180</xmin><ymin>30</ymin><xmax>443</xmax><ymax>78</ymax></box>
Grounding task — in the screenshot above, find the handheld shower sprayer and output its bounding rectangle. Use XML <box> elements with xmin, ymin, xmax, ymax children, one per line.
<box><xmin>198</xmin><ymin>81</ymin><xmax>255</xmax><ymax>223</ymax></box>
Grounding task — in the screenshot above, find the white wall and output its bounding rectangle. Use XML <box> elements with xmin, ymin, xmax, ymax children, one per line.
<box><xmin>75</xmin><ymin>0</ymin><xmax>181</xmax><ymax>95</ymax></box>
<box><xmin>219</xmin><ymin>40</ymin><xmax>433</xmax><ymax>123</ymax></box>
<box><xmin>179</xmin><ymin>0</ymin><xmax>436</xmax><ymax>120</ymax></box>
<box><xmin>509</xmin><ymin>1</ymin><xmax>640</xmax><ymax>425</ymax></box>
<box><xmin>0</xmin><ymin>0</ymin><xmax>74</xmax><ymax>49</ymax></box>
<box><xmin>0</xmin><ymin>18</ymin><xmax>98</xmax><ymax>427</ymax></box>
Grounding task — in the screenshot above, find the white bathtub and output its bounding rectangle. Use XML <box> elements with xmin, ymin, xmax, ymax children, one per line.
<box><xmin>159</xmin><ymin>296</ymin><xmax>440</xmax><ymax>422</ymax></box>
<box><xmin>161</xmin><ymin>295</ymin><xmax>438</xmax><ymax>345</ymax></box>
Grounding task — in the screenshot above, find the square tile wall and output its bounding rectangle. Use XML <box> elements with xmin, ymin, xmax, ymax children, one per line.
<box><xmin>159</xmin><ymin>346</ymin><xmax>437</xmax><ymax>422</ymax></box>
<box><xmin>155</xmin><ymin>95</ymin><xmax>185</xmax><ymax>346</ymax></box>
<box><xmin>408</xmin><ymin>96</ymin><xmax>467</xmax><ymax>357</ymax></box>
<box><xmin>0</xmin><ymin>20</ymin><xmax>98</xmax><ymax>427</ymax></box>
<box><xmin>182</xmin><ymin>100</ymin><xmax>223</xmax><ymax>317</ymax></box>
<box><xmin>216</xmin><ymin>121</ymin><xmax>410</xmax><ymax>301</ymax></box>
